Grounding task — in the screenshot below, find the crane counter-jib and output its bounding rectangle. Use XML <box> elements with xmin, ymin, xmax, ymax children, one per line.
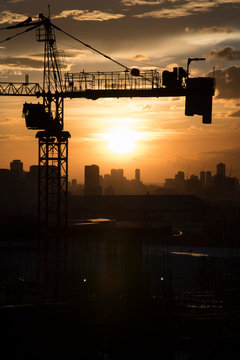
<box><xmin>0</xmin><ymin>82</ymin><xmax>43</xmax><ymax>96</ymax></box>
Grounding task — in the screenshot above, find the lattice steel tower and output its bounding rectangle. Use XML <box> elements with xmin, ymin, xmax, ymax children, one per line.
<box><xmin>23</xmin><ymin>14</ymin><xmax>70</xmax><ymax>229</ymax></box>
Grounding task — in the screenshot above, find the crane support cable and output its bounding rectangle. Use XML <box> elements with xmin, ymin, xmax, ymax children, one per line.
<box><xmin>0</xmin><ymin>23</ymin><xmax>40</xmax><ymax>45</ymax></box>
<box><xmin>52</xmin><ymin>23</ymin><xmax>130</xmax><ymax>72</ymax></box>
<box><xmin>0</xmin><ymin>19</ymin><xmax>40</xmax><ymax>31</ymax></box>
<box><xmin>52</xmin><ymin>23</ymin><xmax>159</xmax><ymax>87</ymax></box>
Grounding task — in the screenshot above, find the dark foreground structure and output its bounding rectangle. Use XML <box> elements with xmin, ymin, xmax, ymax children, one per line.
<box><xmin>1</xmin><ymin>211</ymin><xmax>240</xmax><ymax>359</ymax></box>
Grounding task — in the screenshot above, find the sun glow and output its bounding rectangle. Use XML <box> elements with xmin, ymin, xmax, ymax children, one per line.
<box><xmin>102</xmin><ymin>127</ymin><xmax>144</xmax><ymax>155</ymax></box>
<box><xmin>107</xmin><ymin>128</ymin><xmax>138</xmax><ymax>154</ymax></box>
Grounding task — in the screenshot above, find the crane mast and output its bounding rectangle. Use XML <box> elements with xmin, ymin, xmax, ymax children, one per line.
<box><xmin>19</xmin><ymin>15</ymin><xmax>68</xmax><ymax>234</ymax></box>
<box><xmin>36</xmin><ymin>14</ymin><xmax>64</xmax><ymax>129</ymax></box>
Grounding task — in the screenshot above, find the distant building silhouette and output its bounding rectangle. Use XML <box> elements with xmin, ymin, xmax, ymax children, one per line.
<box><xmin>84</xmin><ymin>165</ymin><xmax>102</xmax><ymax>195</ymax></box>
<box><xmin>175</xmin><ymin>171</ymin><xmax>185</xmax><ymax>191</ymax></box>
<box><xmin>200</xmin><ymin>171</ymin><xmax>205</xmax><ymax>188</ymax></box>
<box><xmin>69</xmin><ymin>178</ymin><xmax>84</xmax><ymax>196</ymax></box>
<box><xmin>205</xmin><ymin>171</ymin><xmax>213</xmax><ymax>187</ymax></box>
<box><xmin>135</xmin><ymin>169</ymin><xmax>140</xmax><ymax>182</ymax></box>
<box><xmin>111</xmin><ymin>169</ymin><xmax>124</xmax><ymax>181</ymax></box>
<box><xmin>164</xmin><ymin>178</ymin><xmax>176</xmax><ymax>190</ymax></box>
<box><xmin>10</xmin><ymin>160</ymin><xmax>23</xmax><ymax>175</ymax></box>
<box><xmin>216</xmin><ymin>162</ymin><xmax>226</xmax><ymax>178</ymax></box>
<box><xmin>100</xmin><ymin>168</ymin><xmax>146</xmax><ymax>195</ymax></box>
<box><xmin>72</xmin><ymin>179</ymin><xmax>77</xmax><ymax>187</ymax></box>
<box><xmin>29</xmin><ymin>165</ymin><xmax>38</xmax><ymax>175</ymax></box>
<box><xmin>109</xmin><ymin>169</ymin><xmax>125</xmax><ymax>194</ymax></box>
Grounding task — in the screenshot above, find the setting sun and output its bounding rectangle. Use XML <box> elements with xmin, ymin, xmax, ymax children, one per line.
<box><xmin>107</xmin><ymin>128</ymin><xmax>137</xmax><ymax>154</ymax></box>
<box><xmin>102</xmin><ymin>128</ymin><xmax>142</xmax><ymax>155</ymax></box>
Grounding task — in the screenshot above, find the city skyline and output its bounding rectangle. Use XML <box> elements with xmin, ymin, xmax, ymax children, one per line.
<box><xmin>2</xmin><ymin>158</ymin><xmax>238</xmax><ymax>185</ymax></box>
<box><xmin>1</xmin><ymin>1</ymin><xmax>240</xmax><ymax>181</ymax></box>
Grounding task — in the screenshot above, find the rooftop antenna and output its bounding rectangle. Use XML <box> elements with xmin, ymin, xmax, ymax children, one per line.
<box><xmin>48</xmin><ymin>4</ymin><xmax>51</xmax><ymax>19</ymax></box>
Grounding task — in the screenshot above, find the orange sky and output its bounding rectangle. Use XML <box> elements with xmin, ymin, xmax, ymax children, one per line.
<box><xmin>1</xmin><ymin>1</ymin><xmax>240</xmax><ymax>183</ymax></box>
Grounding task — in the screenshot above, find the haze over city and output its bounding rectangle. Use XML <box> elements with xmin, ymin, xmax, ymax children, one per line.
<box><xmin>1</xmin><ymin>0</ymin><xmax>240</xmax><ymax>182</ymax></box>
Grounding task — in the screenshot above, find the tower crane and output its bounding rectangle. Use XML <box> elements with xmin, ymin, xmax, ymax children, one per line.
<box><xmin>0</xmin><ymin>13</ymin><xmax>215</xmax><ymax>230</ymax></box>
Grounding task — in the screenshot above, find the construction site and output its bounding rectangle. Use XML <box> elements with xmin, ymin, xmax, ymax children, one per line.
<box><xmin>0</xmin><ymin>12</ymin><xmax>239</xmax><ymax>360</ymax></box>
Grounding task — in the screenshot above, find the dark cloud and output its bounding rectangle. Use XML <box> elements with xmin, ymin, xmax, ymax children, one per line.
<box><xmin>200</xmin><ymin>146</ymin><xmax>240</xmax><ymax>159</ymax></box>
<box><xmin>208</xmin><ymin>46</ymin><xmax>240</xmax><ymax>61</ymax></box>
<box><xmin>228</xmin><ymin>109</ymin><xmax>240</xmax><ymax>117</ymax></box>
<box><xmin>200</xmin><ymin>26</ymin><xmax>232</xmax><ymax>33</ymax></box>
<box><xmin>212</xmin><ymin>66</ymin><xmax>240</xmax><ymax>99</ymax></box>
<box><xmin>8</xmin><ymin>0</ymin><xmax>26</xmax><ymax>3</ymax></box>
<box><xmin>0</xmin><ymin>56</ymin><xmax>43</xmax><ymax>69</ymax></box>
<box><xmin>130</xmin><ymin>54</ymin><xmax>149</xmax><ymax>61</ymax></box>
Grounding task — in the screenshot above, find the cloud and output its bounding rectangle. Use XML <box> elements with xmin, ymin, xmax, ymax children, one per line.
<box><xmin>0</xmin><ymin>118</ymin><xmax>14</xmax><ymax>124</ymax></box>
<box><xmin>212</xmin><ymin>65</ymin><xmax>240</xmax><ymax>99</ymax></box>
<box><xmin>130</xmin><ymin>54</ymin><xmax>149</xmax><ymax>61</ymax></box>
<box><xmin>185</xmin><ymin>27</ymin><xmax>194</xmax><ymax>32</ymax></box>
<box><xmin>0</xmin><ymin>135</ymin><xmax>10</xmax><ymax>141</ymax></box>
<box><xmin>54</xmin><ymin>10</ymin><xmax>125</xmax><ymax>22</ymax></box>
<box><xmin>0</xmin><ymin>56</ymin><xmax>43</xmax><ymax>69</ymax></box>
<box><xmin>121</xmin><ymin>0</ymin><xmax>164</xmax><ymax>5</ymax></box>
<box><xmin>134</xmin><ymin>1</ymin><xmax>240</xmax><ymax>19</ymax></box>
<box><xmin>0</xmin><ymin>10</ymin><xmax>28</xmax><ymax>24</ymax></box>
<box><xmin>208</xmin><ymin>46</ymin><xmax>240</xmax><ymax>61</ymax></box>
<box><xmin>143</xmin><ymin>104</ymin><xmax>152</xmax><ymax>110</ymax></box>
<box><xmin>8</xmin><ymin>0</ymin><xmax>25</xmax><ymax>3</ymax></box>
<box><xmin>30</xmin><ymin>49</ymin><xmax>89</xmax><ymax>59</ymax></box>
<box><xmin>185</xmin><ymin>26</ymin><xmax>232</xmax><ymax>33</ymax></box>
<box><xmin>0</xmin><ymin>134</ymin><xmax>33</xmax><ymax>142</ymax></box>
<box><xmin>228</xmin><ymin>109</ymin><xmax>240</xmax><ymax>117</ymax></box>
<box><xmin>200</xmin><ymin>146</ymin><xmax>240</xmax><ymax>159</ymax></box>
<box><xmin>200</xmin><ymin>26</ymin><xmax>233</xmax><ymax>33</ymax></box>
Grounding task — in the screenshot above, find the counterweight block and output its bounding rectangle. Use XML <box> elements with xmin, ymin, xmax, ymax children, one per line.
<box><xmin>185</xmin><ymin>77</ymin><xmax>214</xmax><ymax>124</ymax></box>
<box><xmin>23</xmin><ymin>102</ymin><xmax>61</xmax><ymax>131</ymax></box>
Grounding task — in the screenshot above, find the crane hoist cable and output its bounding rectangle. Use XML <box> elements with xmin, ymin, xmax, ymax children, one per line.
<box><xmin>0</xmin><ymin>17</ymin><xmax>37</xmax><ymax>30</ymax></box>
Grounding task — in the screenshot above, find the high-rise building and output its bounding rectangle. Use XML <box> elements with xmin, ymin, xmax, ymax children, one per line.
<box><xmin>84</xmin><ymin>165</ymin><xmax>102</xmax><ymax>195</ymax></box>
<box><xmin>111</xmin><ymin>169</ymin><xmax>124</xmax><ymax>180</ymax></box>
<box><xmin>10</xmin><ymin>160</ymin><xmax>23</xmax><ymax>174</ymax></box>
<box><xmin>72</xmin><ymin>179</ymin><xmax>77</xmax><ymax>187</ymax></box>
<box><xmin>29</xmin><ymin>165</ymin><xmax>38</xmax><ymax>175</ymax></box>
<box><xmin>217</xmin><ymin>162</ymin><xmax>226</xmax><ymax>178</ymax></box>
<box><xmin>206</xmin><ymin>171</ymin><xmax>212</xmax><ymax>187</ymax></box>
<box><xmin>200</xmin><ymin>171</ymin><xmax>205</xmax><ymax>187</ymax></box>
<box><xmin>175</xmin><ymin>171</ymin><xmax>185</xmax><ymax>191</ymax></box>
<box><xmin>135</xmin><ymin>169</ymin><xmax>140</xmax><ymax>182</ymax></box>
